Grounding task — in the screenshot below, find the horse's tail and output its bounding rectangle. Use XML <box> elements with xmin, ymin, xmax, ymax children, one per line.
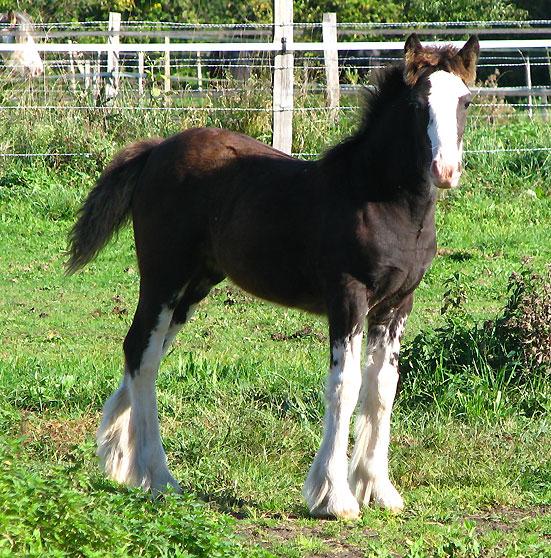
<box><xmin>65</xmin><ymin>137</ymin><xmax>163</xmax><ymax>275</ymax></box>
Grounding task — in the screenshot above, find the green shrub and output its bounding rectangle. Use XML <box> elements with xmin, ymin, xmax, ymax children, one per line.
<box><xmin>399</xmin><ymin>263</ymin><xmax>551</xmax><ymax>420</ymax></box>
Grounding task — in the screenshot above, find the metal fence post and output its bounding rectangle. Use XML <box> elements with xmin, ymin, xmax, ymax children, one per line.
<box><xmin>525</xmin><ymin>55</ymin><xmax>533</xmax><ymax>118</ymax></box>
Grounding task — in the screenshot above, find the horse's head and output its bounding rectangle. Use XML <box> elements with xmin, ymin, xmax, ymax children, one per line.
<box><xmin>403</xmin><ymin>34</ymin><xmax>479</xmax><ymax>189</ymax></box>
<box><xmin>0</xmin><ymin>10</ymin><xmax>43</xmax><ymax>77</ymax></box>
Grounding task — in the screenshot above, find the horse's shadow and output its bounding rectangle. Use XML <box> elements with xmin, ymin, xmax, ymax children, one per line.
<box><xmin>193</xmin><ymin>490</ymin><xmax>307</xmax><ymax>520</ymax></box>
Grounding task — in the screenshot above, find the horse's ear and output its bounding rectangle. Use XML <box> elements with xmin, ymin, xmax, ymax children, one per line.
<box><xmin>7</xmin><ymin>10</ymin><xmax>17</xmax><ymax>25</ymax></box>
<box><xmin>404</xmin><ymin>33</ymin><xmax>423</xmax><ymax>85</ymax></box>
<box><xmin>404</xmin><ymin>33</ymin><xmax>422</xmax><ymax>59</ymax></box>
<box><xmin>457</xmin><ymin>35</ymin><xmax>479</xmax><ymax>83</ymax></box>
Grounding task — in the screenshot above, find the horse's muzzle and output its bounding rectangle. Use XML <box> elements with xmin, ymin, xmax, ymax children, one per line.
<box><xmin>430</xmin><ymin>157</ymin><xmax>461</xmax><ymax>189</ymax></box>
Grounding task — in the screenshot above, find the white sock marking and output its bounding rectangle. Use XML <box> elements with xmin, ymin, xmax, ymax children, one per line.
<box><xmin>161</xmin><ymin>302</ymin><xmax>198</xmax><ymax>358</ymax></box>
<box><xmin>349</xmin><ymin>318</ymin><xmax>406</xmax><ymax>511</ymax></box>
<box><xmin>303</xmin><ymin>331</ymin><xmax>363</xmax><ymax>518</ymax></box>
<box><xmin>97</xmin><ymin>306</ymin><xmax>180</xmax><ymax>492</ymax></box>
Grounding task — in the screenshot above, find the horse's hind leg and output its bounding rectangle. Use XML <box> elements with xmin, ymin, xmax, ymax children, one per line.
<box><xmin>97</xmin><ymin>268</ymin><xmax>224</xmax><ymax>493</ymax></box>
<box><xmin>161</xmin><ymin>272</ymin><xmax>224</xmax><ymax>358</ymax></box>
<box><xmin>97</xmin><ymin>288</ymin><xmax>181</xmax><ymax>493</ymax></box>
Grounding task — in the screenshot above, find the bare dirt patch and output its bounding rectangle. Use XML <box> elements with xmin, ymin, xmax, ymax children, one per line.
<box><xmin>239</xmin><ymin>520</ymin><xmax>378</xmax><ymax>558</ymax></box>
<box><xmin>19</xmin><ymin>412</ymin><xmax>97</xmax><ymax>455</ymax></box>
<box><xmin>238</xmin><ymin>505</ymin><xmax>551</xmax><ymax>557</ymax></box>
<box><xmin>467</xmin><ymin>505</ymin><xmax>551</xmax><ymax>536</ymax></box>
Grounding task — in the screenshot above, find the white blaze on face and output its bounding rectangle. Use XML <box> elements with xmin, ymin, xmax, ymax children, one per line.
<box><xmin>427</xmin><ymin>70</ymin><xmax>471</xmax><ymax>189</ymax></box>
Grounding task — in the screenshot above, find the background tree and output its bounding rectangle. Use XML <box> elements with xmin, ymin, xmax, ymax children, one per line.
<box><xmin>511</xmin><ymin>0</ymin><xmax>551</xmax><ymax>20</ymax></box>
<box><xmin>402</xmin><ymin>0</ymin><xmax>527</xmax><ymax>22</ymax></box>
<box><xmin>2</xmin><ymin>0</ymin><xmax>530</xmax><ymax>24</ymax></box>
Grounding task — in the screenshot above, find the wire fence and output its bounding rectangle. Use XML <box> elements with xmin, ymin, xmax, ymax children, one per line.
<box><xmin>1</xmin><ymin>18</ymin><xmax>550</xmax><ymax>160</ymax></box>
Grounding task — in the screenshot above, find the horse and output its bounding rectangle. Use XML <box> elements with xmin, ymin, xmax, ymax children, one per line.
<box><xmin>0</xmin><ymin>10</ymin><xmax>43</xmax><ymax>77</ymax></box>
<box><xmin>66</xmin><ymin>33</ymin><xmax>479</xmax><ymax>520</ymax></box>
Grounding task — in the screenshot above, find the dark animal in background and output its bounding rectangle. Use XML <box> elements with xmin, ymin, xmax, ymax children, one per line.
<box><xmin>67</xmin><ymin>34</ymin><xmax>479</xmax><ymax>519</ymax></box>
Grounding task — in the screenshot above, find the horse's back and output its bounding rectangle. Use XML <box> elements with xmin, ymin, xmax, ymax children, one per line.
<box><xmin>145</xmin><ymin>127</ymin><xmax>292</xmax><ymax>172</ymax></box>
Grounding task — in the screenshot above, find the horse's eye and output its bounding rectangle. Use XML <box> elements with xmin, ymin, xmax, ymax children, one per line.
<box><xmin>464</xmin><ymin>100</ymin><xmax>471</xmax><ymax>109</ymax></box>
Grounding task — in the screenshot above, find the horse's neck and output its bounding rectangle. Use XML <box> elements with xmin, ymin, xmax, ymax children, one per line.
<box><xmin>336</xmin><ymin>133</ymin><xmax>435</xmax><ymax>213</ymax></box>
<box><xmin>371</xmin><ymin>114</ymin><xmax>430</xmax><ymax>187</ymax></box>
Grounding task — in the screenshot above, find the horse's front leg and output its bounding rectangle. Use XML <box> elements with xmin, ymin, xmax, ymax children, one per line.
<box><xmin>303</xmin><ymin>286</ymin><xmax>367</xmax><ymax>519</ymax></box>
<box><xmin>348</xmin><ymin>296</ymin><xmax>413</xmax><ymax>512</ymax></box>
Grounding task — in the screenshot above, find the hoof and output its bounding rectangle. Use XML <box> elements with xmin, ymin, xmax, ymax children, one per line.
<box><xmin>149</xmin><ymin>473</ymin><xmax>182</xmax><ymax>496</ymax></box>
<box><xmin>305</xmin><ymin>483</ymin><xmax>361</xmax><ymax>520</ymax></box>
<box><xmin>351</xmin><ymin>474</ymin><xmax>404</xmax><ymax>513</ymax></box>
<box><xmin>310</xmin><ymin>501</ymin><xmax>360</xmax><ymax>520</ymax></box>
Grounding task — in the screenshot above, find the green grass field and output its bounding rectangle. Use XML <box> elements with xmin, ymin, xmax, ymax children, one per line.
<box><xmin>1</xmin><ymin>96</ymin><xmax>551</xmax><ymax>557</ymax></box>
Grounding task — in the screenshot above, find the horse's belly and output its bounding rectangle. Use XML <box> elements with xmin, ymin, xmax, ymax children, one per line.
<box><xmin>212</xmin><ymin>235</ymin><xmax>325</xmax><ymax>314</ymax></box>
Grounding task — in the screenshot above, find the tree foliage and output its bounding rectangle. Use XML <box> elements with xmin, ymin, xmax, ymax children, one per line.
<box><xmin>3</xmin><ymin>0</ymin><xmax>531</xmax><ymax>24</ymax></box>
<box><xmin>511</xmin><ymin>0</ymin><xmax>551</xmax><ymax>20</ymax></box>
<box><xmin>294</xmin><ymin>0</ymin><xmax>527</xmax><ymax>24</ymax></box>
<box><xmin>293</xmin><ymin>0</ymin><xmax>403</xmax><ymax>24</ymax></box>
<box><xmin>402</xmin><ymin>0</ymin><xmax>527</xmax><ymax>22</ymax></box>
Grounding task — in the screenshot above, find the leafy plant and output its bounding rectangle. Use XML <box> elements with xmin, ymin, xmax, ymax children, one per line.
<box><xmin>400</xmin><ymin>262</ymin><xmax>551</xmax><ymax>420</ymax></box>
<box><xmin>493</xmin><ymin>259</ymin><xmax>551</xmax><ymax>369</ymax></box>
<box><xmin>0</xmin><ymin>437</ymin><xmax>272</xmax><ymax>557</ymax></box>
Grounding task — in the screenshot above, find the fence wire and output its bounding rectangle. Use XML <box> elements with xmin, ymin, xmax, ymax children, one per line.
<box><xmin>0</xmin><ymin>20</ymin><xmax>550</xmax><ymax>160</ymax></box>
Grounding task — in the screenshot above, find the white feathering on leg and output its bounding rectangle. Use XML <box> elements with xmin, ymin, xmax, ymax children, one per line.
<box><xmin>97</xmin><ymin>306</ymin><xmax>180</xmax><ymax>493</ymax></box>
<box><xmin>303</xmin><ymin>331</ymin><xmax>363</xmax><ymax>519</ymax></box>
<box><xmin>349</xmin><ymin>318</ymin><xmax>406</xmax><ymax>512</ymax></box>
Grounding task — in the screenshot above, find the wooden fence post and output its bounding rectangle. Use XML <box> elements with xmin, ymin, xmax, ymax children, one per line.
<box><xmin>138</xmin><ymin>51</ymin><xmax>145</xmax><ymax>95</ymax></box>
<box><xmin>93</xmin><ymin>50</ymin><xmax>101</xmax><ymax>99</ymax></box>
<box><xmin>68</xmin><ymin>40</ymin><xmax>77</xmax><ymax>94</ymax></box>
<box><xmin>106</xmin><ymin>12</ymin><xmax>121</xmax><ymax>98</ymax></box>
<box><xmin>85</xmin><ymin>59</ymin><xmax>91</xmax><ymax>93</ymax></box>
<box><xmin>322</xmin><ymin>12</ymin><xmax>340</xmax><ymax>111</ymax></box>
<box><xmin>197</xmin><ymin>51</ymin><xmax>203</xmax><ymax>91</ymax></box>
<box><xmin>273</xmin><ymin>0</ymin><xmax>294</xmax><ymax>154</ymax></box>
<box><xmin>164</xmin><ymin>36</ymin><xmax>171</xmax><ymax>93</ymax></box>
<box><xmin>525</xmin><ymin>55</ymin><xmax>533</xmax><ymax>118</ymax></box>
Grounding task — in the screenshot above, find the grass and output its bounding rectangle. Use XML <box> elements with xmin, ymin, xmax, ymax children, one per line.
<box><xmin>1</xmin><ymin>89</ymin><xmax>551</xmax><ymax>556</ymax></box>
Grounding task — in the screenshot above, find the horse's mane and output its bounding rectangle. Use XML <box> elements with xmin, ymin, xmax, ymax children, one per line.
<box><xmin>321</xmin><ymin>42</ymin><xmax>470</xmax><ymax>166</ymax></box>
<box><xmin>358</xmin><ymin>64</ymin><xmax>409</xmax><ymax>138</ymax></box>
<box><xmin>321</xmin><ymin>63</ymin><xmax>408</xmax><ymax>165</ymax></box>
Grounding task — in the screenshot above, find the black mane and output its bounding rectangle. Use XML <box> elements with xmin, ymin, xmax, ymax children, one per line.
<box><xmin>359</xmin><ymin>64</ymin><xmax>409</xmax><ymax>137</ymax></box>
<box><xmin>321</xmin><ymin>63</ymin><xmax>409</xmax><ymax>166</ymax></box>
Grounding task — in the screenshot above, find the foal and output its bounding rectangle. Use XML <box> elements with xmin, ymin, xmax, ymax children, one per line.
<box><xmin>67</xmin><ymin>34</ymin><xmax>479</xmax><ymax>519</ymax></box>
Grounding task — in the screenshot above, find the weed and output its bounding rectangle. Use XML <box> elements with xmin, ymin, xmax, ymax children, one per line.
<box><xmin>493</xmin><ymin>260</ymin><xmax>551</xmax><ymax>369</ymax></box>
<box><xmin>400</xmin><ymin>262</ymin><xmax>551</xmax><ymax>421</ymax></box>
<box><xmin>0</xmin><ymin>437</ymin><xmax>272</xmax><ymax>558</ymax></box>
